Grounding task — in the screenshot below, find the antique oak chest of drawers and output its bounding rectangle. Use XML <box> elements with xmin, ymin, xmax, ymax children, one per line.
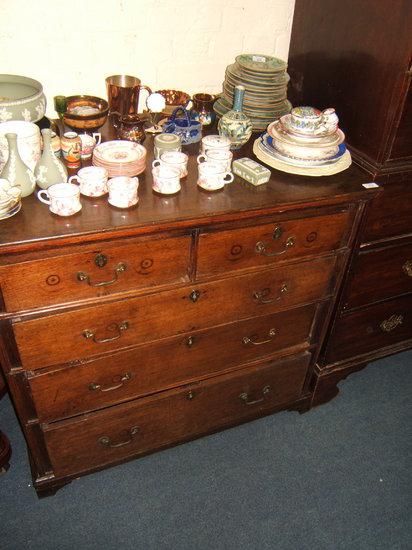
<box><xmin>0</xmin><ymin>138</ymin><xmax>375</xmax><ymax>496</ymax></box>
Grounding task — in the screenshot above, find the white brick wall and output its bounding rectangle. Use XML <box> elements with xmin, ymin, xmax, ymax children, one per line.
<box><xmin>1</xmin><ymin>0</ymin><xmax>295</xmax><ymax>117</ymax></box>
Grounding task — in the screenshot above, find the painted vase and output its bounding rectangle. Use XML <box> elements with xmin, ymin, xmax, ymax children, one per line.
<box><xmin>0</xmin><ymin>133</ymin><xmax>36</xmax><ymax>197</ymax></box>
<box><xmin>61</xmin><ymin>131</ymin><xmax>81</xmax><ymax>167</ymax></box>
<box><xmin>218</xmin><ymin>85</ymin><xmax>252</xmax><ymax>150</ymax></box>
<box><xmin>34</xmin><ymin>129</ymin><xmax>68</xmax><ymax>189</ymax></box>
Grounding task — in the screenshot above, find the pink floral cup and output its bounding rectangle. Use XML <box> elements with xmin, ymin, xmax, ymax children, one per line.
<box><xmin>152</xmin><ymin>165</ymin><xmax>181</xmax><ymax>195</ymax></box>
<box><xmin>37</xmin><ymin>183</ymin><xmax>82</xmax><ymax>216</ymax></box>
<box><xmin>69</xmin><ymin>166</ymin><xmax>108</xmax><ymax>197</ymax></box>
<box><xmin>197</xmin><ymin>162</ymin><xmax>234</xmax><ymax>191</ymax></box>
<box><xmin>152</xmin><ymin>151</ymin><xmax>188</xmax><ymax>178</ymax></box>
<box><xmin>107</xmin><ymin>176</ymin><xmax>139</xmax><ymax>208</ymax></box>
<box><xmin>197</xmin><ymin>149</ymin><xmax>233</xmax><ymax>172</ymax></box>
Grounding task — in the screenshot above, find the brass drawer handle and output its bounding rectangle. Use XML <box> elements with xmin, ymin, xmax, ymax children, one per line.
<box><xmin>189</xmin><ymin>289</ymin><xmax>200</xmax><ymax>303</ymax></box>
<box><xmin>253</xmin><ymin>283</ymin><xmax>288</xmax><ymax>303</ymax></box>
<box><xmin>83</xmin><ymin>321</ymin><xmax>129</xmax><ymax>343</ymax></box>
<box><xmin>243</xmin><ymin>328</ymin><xmax>277</xmax><ymax>346</ymax></box>
<box><xmin>255</xmin><ymin>236</ymin><xmax>295</xmax><ymax>257</ymax></box>
<box><xmin>99</xmin><ymin>426</ymin><xmax>139</xmax><ymax>448</ymax></box>
<box><xmin>77</xmin><ymin>262</ymin><xmax>127</xmax><ymax>287</ymax></box>
<box><xmin>89</xmin><ymin>372</ymin><xmax>132</xmax><ymax>392</ymax></box>
<box><xmin>239</xmin><ymin>385</ymin><xmax>271</xmax><ymax>406</ymax></box>
<box><xmin>380</xmin><ymin>314</ymin><xmax>403</xmax><ymax>332</ymax></box>
<box><xmin>402</xmin><ymin>260</ymin><xmax>412</xmax><ymax>277</ymax></box>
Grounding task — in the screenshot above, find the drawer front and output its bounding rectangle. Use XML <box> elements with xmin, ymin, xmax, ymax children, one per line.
<box><xmin>14</xmin><ymin>255</ymin><xmax>336</xmax><ymax>369</ymax></box>
<box><xmin>0</xmin><ymin>234</ymin><xmax>191</xmax><ymax>312</ymax></box>
<box><xmin>43</xmin><ymin>352</ymin><xmax>311</xmax><ymax>477</ymax></box>
<box><xmin>343</xmin><ymin>241</ymin><xmax>412</xmax><ymax>310</ymax></box>
<box><xmin>362</xmin><ymin>182</ymin><xmax>412</xmax><ymax>243</ymax></box>
<box><xmin>30</xmin><ymin>303</ymin><xmax>318</xmax><ymax>422</ymax></box>
<box><xmin>325</xmin><ymin>294</ymin><xmax>412</xmax><ymax>363</ymax></box>
<box><xmin>197</xmin><ymin>210</ymin><xmax>351</xmax><ymax>278</ymax></box>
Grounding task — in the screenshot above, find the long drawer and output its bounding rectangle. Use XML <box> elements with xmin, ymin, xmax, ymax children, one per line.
<box><xmin>343</xmin><ymin>241</ymin><xmax>412</xmax><ymax>310</ymax></box>
<box><xmin>13</xmin><ymin>255</ymin><xmax>336</xmax><ymax>369</ymax></box>
<box><xmin>197</xmin><ymin>210</ymin><xmax>351</xmax><ymax>277</ymax></box>
<box><xmin>29</xmin><ymin>303</ymin><xmax>318</xmax><ymax>422</ymax></box>
<box><xmin>43</xmin><ymin>352</ymin><xmax>311</xmax><ymax>477</ymax></box>
<box><xmin>0</xmin><ymin>234</ymin><xmax>191</xmax><ymax>312</ymax></box>
<box><xmin>361</xmin><ymin>181</ymin><xmax>412</xmax><ymax>243</ymax></box>
<box><xmin>325</xmin><ymin>294</ymin><xmax>412</xmax><ymax>363</ymax></box>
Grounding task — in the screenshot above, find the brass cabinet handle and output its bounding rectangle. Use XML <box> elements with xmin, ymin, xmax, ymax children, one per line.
<box><xmin>189</xmin><ymin>289</ymin><xmax>200</xmax><ymax>303</ymax></box>
<box><xmin>380</xmin><ymin>314</ymin><xmax>403</xmax><ymax>332</ymax></box>
<box><xmin>253</xmin><ymin>283</ymin><xmax>288</xmax><ymax>304</ymax></box>
<box><xmin>402</xmin><ymin>260</ymin><xmax>412</xmax><ymax>277</ymax></box>
<box><xmin>77</xmin><ymin>262</ymin><xmax>127</xmax><ymax>287</ymax></box>
<box><xmin>243</xmin><ymin>328</ymin><xmax>277</xmax><ymax>346</ymax></box>
<box><xmin>83</xmin><ymin>321</ymin><xmax>129</xmax><ymax>343</ymax></box>
<box><xmin>255</xmin><ymin>236</ymin><xmax>295</xmax><ymax>257</ymax></box>
<box><xmin>239</xmin><ymin>385</ymin><xmax>271</xmax><ymax>406</ymax></box>
<box><xmin>99</xmin><ymin>426</ymin><xmax>139</xmax><ymax>449</ymax></box>
<box><xmin>88</xmin><ymin>372</ymin><xmax>132</xmax><ymax>392</ymax></box>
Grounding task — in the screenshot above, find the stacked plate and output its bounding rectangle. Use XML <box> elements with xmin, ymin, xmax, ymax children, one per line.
<box><xmin>254</xmin><ymin>107</ymin><xmax>352</xmax><ymax>176</ymax></box>
<box><xmin>92</xmin><ymin>141</ymin><xmax>146</xmax><ymax>177</ymax></box>
<box><xmin>214</xmin><ymin>53</ymin><xmax>292</xmax><ymax>131</ymax></box>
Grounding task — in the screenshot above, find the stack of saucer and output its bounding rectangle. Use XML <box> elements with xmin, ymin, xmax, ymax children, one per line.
<box><xmin>254</xmin><ymin>106</ymin><xmax>352</xmax><ymax>176</ymax></box>
<box><xmin>92</xmin><ymin>141</ymin><xmax>146</xmax><ymax>177</ymax></box>
<box><xmin>214</xmin><ymin>53</ymin><xmax>292</xmax><ymax>131</ymax></box>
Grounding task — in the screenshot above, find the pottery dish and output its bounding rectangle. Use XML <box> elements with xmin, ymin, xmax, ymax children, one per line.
<box><xmin>0</xmin><ymin>74</ymin><xmax>46</xmax><ymax>123</ymax></box>
<box><xmin>63</xmin><ymin>96</ymin><xmax>109</xmax><ymax>130</ymax></box>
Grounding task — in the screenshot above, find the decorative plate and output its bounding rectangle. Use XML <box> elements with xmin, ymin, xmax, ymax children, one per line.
<box><xmin>235</xmin><ymin>54</ymin><xmax>287</xmax><ymax>74</ymax></box>
<box><xmin>93</xmin><ymin>141</ymin><xmax>146</xmax><ymax>163</ymax></box>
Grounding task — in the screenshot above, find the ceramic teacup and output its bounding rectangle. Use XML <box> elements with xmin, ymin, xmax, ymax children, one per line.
<box><xmin>107</xmin><ymin>176</ymin><xmax>139</xmax><ymax>208</ymax></box>
<box><xmin>197</xmin><ymin>163</ymin><xmax>234</xmax><ymax>191</ymax></box>
<box><xmin>152</xmin><ymin>151</ymin><xmax>188</xmax><ymax>178</ymax></box>
<box><xmin>152</xmin><ymin>165</ymin><xmax>181</xmax><ymax>195</ymax></box>
<box><xmin>200</xmin><ymin>134</ymin><xmax>231</xmax><ymax>155</ymax></box>
<box><xmin>289</xmin><ymin>106</ymin><xmax>323</xmax><ymax>134</ymax></box>
<box><xmin>79</xmin><ymin>132</ymin><xmax>102</xmax><ymax>159</ymax></box>
<box><xmin>197</xmin><ymin>149</ymin><xmax>233</xmax><ymax>173</ymax></box>
<box><xmin>68</xmin><ymin>166</ymin><xmax>108</xmax><ymax>197</ymax></box>
<box><xmin>37</xmin><ymin>182</ymin><xmax>82</xmax><ymax>216</ymax></box>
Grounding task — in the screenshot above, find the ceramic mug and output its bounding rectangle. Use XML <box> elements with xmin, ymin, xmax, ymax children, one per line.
<box><xmin>152</xmin><ymin>165</ymin><xmax>181</xmax><ymax>195</ymax></box>
<box><xmin>68</xmin><ymin>166</ymin><xmax>108</xmax><ymax>197</ymax></box>
<box><xmin>107</xmin><ymin>176</ymin><xmax>139</xmax><ymax>208</ymax></box>
<box><xmin>197</xmin><ymin>149</ymin><xmax>233</xmax><ymax>172</ymax></box>
<box><xmin>152</xmin><ymin>151</ymin><xmax>188</xmax><ymax>178</ymax></box>
<box><xmin>37</xmin><ymin>182</ymin><xmax>82</xmax><ymax>216</ymax></box>
<box><xmin>197</xmin><ymin>163</ymin><xmax>234</xmax><ymax>191</ymax></box>
<box><xmin>79</xmin><ymin>132</ymin><xmax>102</xmax><ymax>159</ymax></box>
<box><xmin>200</xmin><ymin>134</ymin><xmax>231</xmax><ymax>155</ymax></box>
<box><xmin>61</xmin><ymin>131</ymin><xmax>81</xmax><ymax>166</ymax></box>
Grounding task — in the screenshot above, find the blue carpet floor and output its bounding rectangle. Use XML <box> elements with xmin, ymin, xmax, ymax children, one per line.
<box><xmin>1</xmin><ymin>351</ymin><xmax>411</xmax><ymax>550</ymax></box>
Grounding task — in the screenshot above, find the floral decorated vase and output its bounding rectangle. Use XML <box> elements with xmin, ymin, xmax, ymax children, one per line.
<box><xmin>218</xmin><ymin>85</ymin><xmax>252</xmax><ymax>150</ymax></box>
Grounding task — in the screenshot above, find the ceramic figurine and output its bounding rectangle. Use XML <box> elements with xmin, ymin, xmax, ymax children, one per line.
<box><xmin>218</xmin><ymin>85</ymin><xmax>252</xmax><ymax>150</ymax></box>
<box><xmin>0</xmin><ymin>133</ymin><xmax>36</xmax><ymax>197</ymax></box>
<box><xmin>35</xmin><ymin>129</ymin><xmax>68</xmax><ymax>189</ymax></box>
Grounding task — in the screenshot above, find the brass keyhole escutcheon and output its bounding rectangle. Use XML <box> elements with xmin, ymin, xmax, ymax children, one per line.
<box><xmin>186</xmin><ymin>336</ymin><xmax>195</xmax><ymax>347</ymax></box>
<box><xmin>95</xmin><ymin>253</ymin><xmax>108</xmax><ymax>268</ymax></box>
<box><xmin>272</xmin><ymin>226</ymin><xmax>283</xmax><ymax>240</ymax></box>
<box><xmin>189</xmin><ymin>290</ymin><xmax>200</xmax><ymax>303</ymax></box>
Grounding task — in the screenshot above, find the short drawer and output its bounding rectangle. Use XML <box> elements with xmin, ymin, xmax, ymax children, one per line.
<box><xmin>29</xmin><ymin>302</ymin><xmax>318</xmax><ymax>422</ymax></box>
<box><xmin>43</xmin><ymin>352</ymin><xmax>311</xmax><ymax>477</ymax></box>
<box><xmin>197</xmin><ymin>210</ymin><xmax>351</xmax><ymax>278</ymax></box>
<box><xmin>362</xmin><ymin>182</ymin><xmax>412</xmax><ymax>243</ymax></box>
<box><xmin>0</xmin><ymin>234</ymin><xmax>191</xmax><ymax>312</ymax></box>
<box><xmin>13</xmin><ymin>255</ymin><xmax>336</xmax><ymax>369</ymax></box>
<box><xmin>343</xmin><ymin>241</ymin><xmax>412</xmax><ymax>310</ymax></box>
<box><xmin>325</xmin><ymin>294</ymin><xmax>412</xmax><ymax>364</ymax></box>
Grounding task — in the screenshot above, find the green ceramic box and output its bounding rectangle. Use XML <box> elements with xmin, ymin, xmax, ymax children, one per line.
<box><xmin>232</xmin><ymin>157</ymin><xmax>271</xmax><ymax>185</ymax></box>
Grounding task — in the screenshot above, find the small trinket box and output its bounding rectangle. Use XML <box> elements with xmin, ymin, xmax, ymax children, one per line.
<box><xmin>232</xmin><ymin>157</ymin><xmax>271</xmax><ymax>185</ymax></box>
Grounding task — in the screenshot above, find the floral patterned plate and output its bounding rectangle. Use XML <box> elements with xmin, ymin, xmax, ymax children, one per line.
<box><xmin>235</xmin><ymin>54</ymin><xmax>287</xmax><ymax>74</ymax></box>
<box><xmin>93</xmin><ymin>141</ymin><xmax>146</xmax><ymax>163</ymax></box>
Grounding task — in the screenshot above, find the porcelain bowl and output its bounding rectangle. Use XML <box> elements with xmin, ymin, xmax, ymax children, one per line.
<box><xmin>0</xmin><ymin>74</ymin><xmax>46</xmax><ymax>123</ymax></box>
<box><xmin>63</xmin><ymin>95</ymin><xmax>109</xmax><ymax>130</ymax></box>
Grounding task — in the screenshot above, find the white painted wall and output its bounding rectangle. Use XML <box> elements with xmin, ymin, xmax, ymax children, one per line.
<box><xmin>1</xmin><ymin>0</ymin><xmax>295</xmax><ymax>117</ymax></box>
